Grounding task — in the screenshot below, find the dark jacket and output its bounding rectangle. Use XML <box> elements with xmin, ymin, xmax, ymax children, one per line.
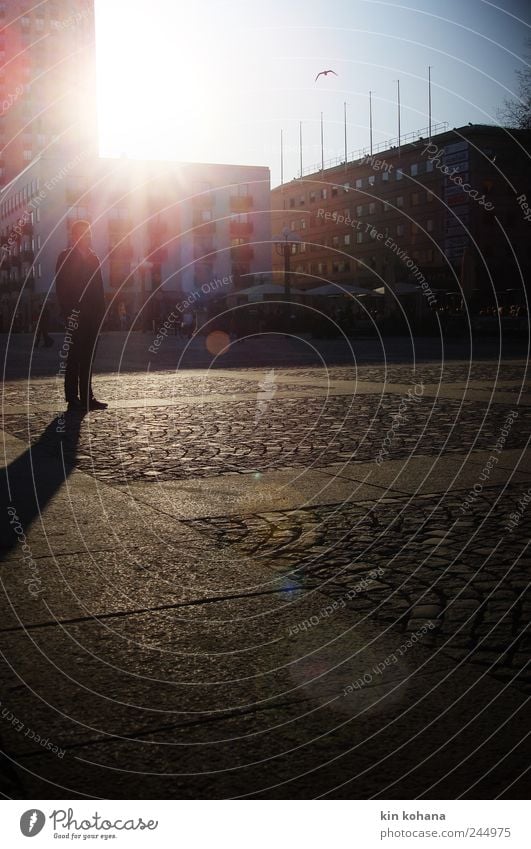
<box><xmin>55</xmin><ymin>246</ymin><xmax>105</xmax><ymax>327</ymax></box>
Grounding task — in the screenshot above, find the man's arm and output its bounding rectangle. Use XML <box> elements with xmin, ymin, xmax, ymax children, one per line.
<box><xmin>55</xmin><ymin>249</ymin><xmax>76</xmax><ymax>319</ymax></box>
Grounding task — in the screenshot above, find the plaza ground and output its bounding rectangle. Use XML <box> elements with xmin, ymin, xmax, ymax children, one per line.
<box><xmin>0</xmin><ymin>331</ymin><xmax>529</xmax><ymax>798</ymax></box>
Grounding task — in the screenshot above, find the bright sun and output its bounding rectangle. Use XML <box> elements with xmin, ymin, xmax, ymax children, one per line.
<box><xmin>95</xmin><ymin>0</ymin><xmax>231</xmax><ymax>163</ymax></box>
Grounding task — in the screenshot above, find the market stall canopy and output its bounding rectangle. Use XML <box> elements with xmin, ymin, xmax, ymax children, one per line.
<box><xmin>307</xmin><ymin>283</ymin><xmax>383</xmax><ymax>297</ymax></box>
<box><xmin>374</xmin><ymin>282</ymin><xmax>421</xmax><ymax>295</ymax></box>
<box><xmin>235</xmin><ymin>283</ymin><xmax>299</xmax><ymax>301</ymax></box>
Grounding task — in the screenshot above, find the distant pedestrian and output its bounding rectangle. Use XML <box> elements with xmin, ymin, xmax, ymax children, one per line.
<box><xmin>181</xmin><ymin>309</ymin><xmax>196</xmax><ymax>339</ymax></box>
<box><xmin>55</xmin><ymin>220</ymin><xmax>108</xmax><ymax>411</ymax></box>
<box><xmin>35</xmin><ymin>302</ymin><xmax>53</xmax><ymax>347</ymax></box>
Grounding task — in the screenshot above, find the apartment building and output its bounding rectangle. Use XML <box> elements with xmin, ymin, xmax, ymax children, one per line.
<box><xmin>0</xmin><ymin>0</ymin><xmax>97</xmax><ymax>189</ymax></box>
<box><xmin>271</xmin><ymin>124</ymin><xmax>531</xmax><ymax>305</ymax></box>
<box><xmin>0</xmin><ymin>151</ymin><xmax>271</xmax><ymax>329</ymax></box>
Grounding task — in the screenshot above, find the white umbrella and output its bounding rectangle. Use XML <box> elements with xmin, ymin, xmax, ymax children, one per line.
<box><xmin>307</xmin><ymin>283</ymin><xmax>383</xmax><ymax>297</ymax></box>
<box><xmin>374</xmin><ymin>282</ymin><xmax>420</xmax><ymax>295</ymax></box>
<box><xmin>236</xmin><ymin>283</ymin><xmax>297</xmax><ymax>302</ymax></box>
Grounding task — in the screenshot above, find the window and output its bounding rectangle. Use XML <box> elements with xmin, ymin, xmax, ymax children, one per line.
<box><xmin>344</xmin><ymin>209</ymin><xmax>350</xmax><ymax>218</ymax></box>
<box><xmin>426</xmin><ymin>160</ymin><xmax>434</xmax><ymax>173</ymax></box>
<box><xmin>368</xmin><ymin>175</ymin><xmax>375</xmax><ymax>186</ymax></box>
<box><xmin>289</xmin><ymin>198</ymin><xmax>295</xmax><ymax>208</ymax></box>
<box><xmin>356</xmin><ymin>231</ymin><xmax>363</xmax><ymax>244</ymax></box>
<box><xmin>20</xmin><ymin>16</ymin><xmax>30</xmax><ymax>29</ymax></box>
<box><xmin>355</xmin><ymin>178</ymin><xmax>363</xmax><ymax>189</ymax></box>
<box><xmin>344</xmin><ymin>234</ymin><xmax>351</xmax><ymax>246</ymax></box>
<box><xmin>411</xmin><ymin>163</ymin><xmax>418</xmax><ymax>176</ymax></box>
<box><xmin>332</xmin><ymin>235</ymin><xmax>339</xmax><ymax>247</ymax></box>
<box><xmin>317</xmin><ymin>262</ymin><xmax>327</xmax><ymax>274</ymax></box>
<box><xmin>290</xmin><ymin>220</ymin><xmax>297</xmax><ymax>231</ymax></box>
<box><xmin>396</xmin><ymin>196</ymin><xmax>404</xmax><ymax>208</ymax></box>
<box><xmin>320</xmin><ymin>188</ymin><xmax>327</xmax><ymax>200</ymax></box>
<box><xmin>38</xmin><ymin>263</ymin><xmax>42</xmax><ymax>278</ymax></box>
<box><xmin>343</xmin><ymin>182</ymin><xmax>351</xmax><ymax>193</ymax></box>
<box><xmin>426</xmin><ymin>190</ymin><xmax>435</xmax><ymax>203</ymax></box>
<box><xmin>383</xmin><ymin>202</ymin><xmax>390</xmax><ymax>213</ymax></box>
<box><xmin>411</xmin><ymin>192</ymin><xmax>420</xmax><ymax>206</ymax></box>
<box><xmin>396</xmin><ymin>223</ymin><xmax>405</xmax><ymax>236</ymax></box>
<box><xmin>382</xmin><ymin>170</ymin><xmax>389</xmax><ymax>182</ymax></box>
<box><xmin>368</xmin><ymin>202</ymin><xmax>376</xmax><ymax>215</ymax></box>
<box><xmin>23</xmin><ymin>150</ymin><xmax>32</xmax><ymax>161</ymax></box>
<box><xmin>299</xmin><ymin>195</ymin><xmax>305</xmax><ymax>206</ymax></box>
<box><xmin>426</xmin><ymin>219</ymin><xmax>434</xmax><ymax>232</ymax></box>
<box><xmin>331</xmin><ymin>186</ymin><xmax>338</xmax><ymax>197</ymax></box>
<box><xmin>300</xmin><ymin>219</ymin><xmax>306</xmax><ymax>230</ymax></box>
<box><xmin>309</xmin><ymin>191</ymin><xmax>316</xmax><ymax>203</ymax></box>
<box><xmin>201</xmin><ymin>209</ymin><xmax>212</xmax><ymax>222</ymax></box>
<box><xmin>300</xmin><ymin>242</ymin><xmax>306</xmax><ymax>253</ymax></box>
<box><xmin>356</xmin><ymin>204</ymin><xmax>364</xmax><ymax>216</ymax></box>
<box><xmin>396</xmin><ymin>168</ymin><xmax>403</xmax><ymax>180</ymax></box>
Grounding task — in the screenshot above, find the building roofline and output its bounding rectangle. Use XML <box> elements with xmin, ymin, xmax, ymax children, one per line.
<box><xmin>272</xmin><ymin>122</ymin><xmax>531</xmax><ymax>190</ymax></box>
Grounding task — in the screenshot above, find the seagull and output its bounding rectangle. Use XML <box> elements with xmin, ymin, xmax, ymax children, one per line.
<box><xmin>315</xmin><ymin>69</ymin><xmax>338</xmax><ymax>82</ymax></box>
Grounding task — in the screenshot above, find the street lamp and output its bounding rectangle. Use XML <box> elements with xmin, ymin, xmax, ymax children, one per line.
<box><xmin>133</xmin><ymin>258</ymin><xmax>153</xmax><ymax>332</ymax></box>
<box><xmin>273</xmin><ymin>226</ymin><xmax>300</xmax><ymax>300</ymax></box>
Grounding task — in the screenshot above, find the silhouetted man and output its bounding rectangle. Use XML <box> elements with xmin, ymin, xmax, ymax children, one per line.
<box><xmin>55</xmin><ymin>220</ymin><xmax>107</xmax><ymax>411</ymax></box>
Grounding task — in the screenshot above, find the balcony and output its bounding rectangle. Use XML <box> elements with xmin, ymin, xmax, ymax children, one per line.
<box><xmin>192</xmin><ymin>215</ymin><xmax>216</xmax><ymax>233</ymax></box>
<box><xmin>148</xmin><ymin>219</ymin><xmax>168</xmax><ymax>239</ymax></box>
<box><xmin>231</xmin><ymin>244</ymin><xmax>254</xmax><ymax>262</ymax></box>
<box><xmin>108</xmin><ymin>217</ymin><xmax>132</xmax><ymax>234</ymax></box>
<box><xmin>230</xmin><ymin>195</ymin><xmax>253</xmax><ymax>213</ymax></box>
<box><xmin>109</xmin><ymin>243</ymin><xmax>133</xmax><ymax>262</ymax></box>
<box><xmin>146</xmin><ymin>246</ymin><xmax>168</xmax><ymax>263</ymax></box>
<box><xmin>229</xmin><ymin>221</ymin><xmax>253</xmax><ymax>238</ymax></box>
<box><xmin>192</xmin><ymin>192</ymin><xmax>213</xmax><ymax>207</ymax></box>
<box><xmin>194</xmin><ymin>242</ymin><xmax>215</xmax><ymax>260</ymax></box>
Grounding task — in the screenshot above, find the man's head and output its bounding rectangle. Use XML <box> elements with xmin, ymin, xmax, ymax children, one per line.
<box><xmin>71</xmin><ymin>219</ymin><xmax>92</xmax><ymax>253</ymax></box>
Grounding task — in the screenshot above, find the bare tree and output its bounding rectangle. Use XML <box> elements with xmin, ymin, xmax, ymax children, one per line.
<box><xmin>498</xmin><ymin>40</ymin><xmax>531</xmax><ymax>129</ymax></box>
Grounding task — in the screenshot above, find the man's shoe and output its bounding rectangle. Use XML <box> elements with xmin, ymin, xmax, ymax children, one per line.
<box><xmin>87</xmin><ymin>399</ymin><xmax>108</xmax><ymax>411</ymax></box>
<box><xmin>67</xmin><ymin>399</ymin><xmax>83</xmax><ymax>411</ymax></box>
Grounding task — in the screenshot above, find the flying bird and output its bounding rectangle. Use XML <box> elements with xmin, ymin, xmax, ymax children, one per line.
<box><xmin>315</xmin><ymin>69</ymin><xmax>338</xmax><ymax>82</ymax></box>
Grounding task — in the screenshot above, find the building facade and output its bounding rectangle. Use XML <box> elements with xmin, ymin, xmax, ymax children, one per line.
<box><xmin>0</xmin><ymin>0</ymin><xmax>271</xmax><ymax>331</ymax></box>
<box><xmin>0</xmin><ymin>152</ymin><xmax>271</xmax><ymax>330</ymax></box>
<box><xmin>0</xmin><ymin>0</ymin><xmax>97</xmax><ymax>189</ymax></box>
<box><xmin>271</xmin><ymin>124</ymin><xmax>531</xmax><ymax>307</ymax></box>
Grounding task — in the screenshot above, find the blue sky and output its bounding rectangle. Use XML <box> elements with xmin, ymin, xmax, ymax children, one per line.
<box><xmin>95</xmin><ymin>0</ymin><xmax>530</xmax><ymax>185</ymax></box>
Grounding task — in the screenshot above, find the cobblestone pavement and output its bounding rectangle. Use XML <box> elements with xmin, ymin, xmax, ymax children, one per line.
<box><xmin>2</xmin><ymin>392</ymin><xmax>528</xmax><ymax>481</ymax></box>
<box><xmin>0</xmin><ymin>344</ymin><xmax>529</xmax><ymax>799</ymax></box>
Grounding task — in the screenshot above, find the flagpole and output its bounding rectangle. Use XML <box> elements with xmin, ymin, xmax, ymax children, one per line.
<box><xmin>280</xmin><ymin>128</ymin><xmax>284</xmax><ymax>186</ymax></box>
<box><xmin>299</xmin><ymin>121</ymin><xmax>303</xmax><ymax>180</ymax></box>
<box><xmin>344</xmin><ymin>101</ymin><xmax>347</xmax><ymax>170</ymax></box>
<box><xmin>397</xmin><ymin>80</ymin><xmax>401</xmax><ymax>158</ymax></box>
<box><xmin>369</xmin><ymin>90</ymin><xmax>373</xmax><ymax>156</ymax></box>
<box><xmin>320</xmin><ymin>111</ymin><xmax>324</xmax><ymax>175</ymax></box>
<box><xmin>428</xmin><ymin>66</ymin><xmax>432</xmax><ymax>144</ymax></box>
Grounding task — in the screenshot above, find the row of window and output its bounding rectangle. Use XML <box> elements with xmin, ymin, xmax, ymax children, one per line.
<box><xmin>293</xmin><ymin>248</ymin><xmax>435</xmax><ymax>277</ymax></box>
<box><xmin>0</xmin><ymin>177</ymin><xmax>41</xmax><ymax>218</ymax></box>
<box><xmin>287</xmin><ymin>163</ymin><xmax>435</xmax><ymax>207</ymax></box>
<box><xmin>290</xmin><ymin>219</ymin><xmax>435</xmax><ymax>251</ymax></box>
<box><xmin>287</xmin><ymin>194</ymin><xmax>437</xmax><ymax>232</ymax></box>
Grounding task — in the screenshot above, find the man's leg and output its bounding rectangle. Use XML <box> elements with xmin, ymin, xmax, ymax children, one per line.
<box><xmin>64</xmin><ymin>329</ymin><xmax>81</xmax><ymax>403</ymax></box>
<box><xmin>78</xmin><ymin>331</ymin><xmax>97</xmax><ymax>405</ymax></box>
